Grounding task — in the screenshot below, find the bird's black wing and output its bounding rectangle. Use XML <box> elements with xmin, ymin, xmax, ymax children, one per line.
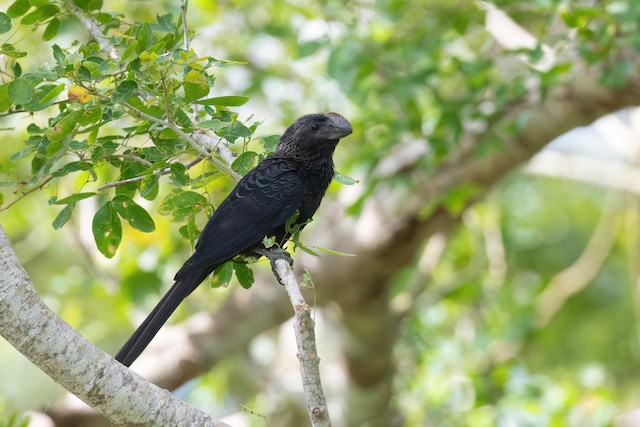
<box><xmin>115</xmin><ymin>156</ymin><xmax>302</xmax><ymax>366</ymax></box>
<box><xmin>176</xmin><ymin>156</ymin><xmax>303</xmax><ymax>278</ymax></box>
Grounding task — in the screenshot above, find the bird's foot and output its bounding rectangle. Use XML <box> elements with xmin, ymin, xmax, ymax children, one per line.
<box><xmin>254</xmin><ymin>248</ymin><xmax>294</xmax><ymax>285</ymax></box>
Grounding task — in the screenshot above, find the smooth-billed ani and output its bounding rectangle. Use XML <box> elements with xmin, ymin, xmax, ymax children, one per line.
<box><xmin>115</xmin><ymin>112</ymin><xmax>352</xmax><ymax>367</ymax></box>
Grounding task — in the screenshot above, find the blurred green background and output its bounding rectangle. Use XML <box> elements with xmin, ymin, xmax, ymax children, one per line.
<box><xmin>1</xmin><ymin>0</ymin><xmax>640</xmax><ymax>426</ymax></box>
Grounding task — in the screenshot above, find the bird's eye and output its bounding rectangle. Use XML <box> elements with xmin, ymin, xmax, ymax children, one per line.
<box><xmin>311</xmin><ymin>123</ymin><xmax>320</xmax><ymax>131</ymax></box>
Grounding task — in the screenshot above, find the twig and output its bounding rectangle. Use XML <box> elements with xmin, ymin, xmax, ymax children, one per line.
<box><xmin>180</xmin><ymin>0</ymin><xmax>189</xmax><ymax>49</ymax></box>
<box><xmin>0</xmin><ymin>176</ymin><xmax>54</xmax><ymax>212</ymax></box>
<box><xmin>98</xmin><ymin>156</ymin><xmax>204</xmax><ymax>191</ymax></box>
<box><xmin>180</xmin><ymin>0</ymin><xmax>201</xmax><ymax>124</ymax></box>
<box><xmin>110</xmin><ymin>154</ymin><xmax>153</xmax><ymax>167</ymax></box>
<box><xmin>65</xmin><ymin>1</ymin><xmax>119</xmax><ymax>60</ymax></box>
<box><xmin>536</xmin><ymin>193</ymin><xmax>620</xmax><ymax>327</ymax></box>
<box><xmin>200</xmin><ymin>130</ymin><xmax>237</xmax><ymax>165</ymax></box>
<box><xmin>267</xmin><ymin>253</ymin><xmax>331</xmax><ymax>427</ymax></box>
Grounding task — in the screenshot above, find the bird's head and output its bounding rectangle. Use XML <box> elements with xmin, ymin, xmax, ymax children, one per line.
<box><xmin>277</xmin><ymin>112</ymin><xmax>352</xmax><ymax>156</ymax></box>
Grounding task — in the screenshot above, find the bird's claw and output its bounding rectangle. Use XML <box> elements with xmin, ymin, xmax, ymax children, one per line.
<box><xmin>254</xmin><ymin>248</ymin><xmax>294</xmax><ymax>285</ymax></box>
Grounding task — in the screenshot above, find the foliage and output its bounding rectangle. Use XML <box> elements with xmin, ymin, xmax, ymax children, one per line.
<box><xmin>1</xmin><ymin>0</ymin><xmax>640</xmax><ymax>426</ymax></box>
<box><xmin>0</xmin><ymin>2</ymin><xmax>254</xmax><ymax>261</ymax></box>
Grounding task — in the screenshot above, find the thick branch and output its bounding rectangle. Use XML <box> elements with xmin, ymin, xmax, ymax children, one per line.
<box><xmin>0</xmin><ymin>226</ymin><xmax>229</xmax><ymax>427</ymax></box>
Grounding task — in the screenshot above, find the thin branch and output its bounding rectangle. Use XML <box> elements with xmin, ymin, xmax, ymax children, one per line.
<box><xmin>0</xmin><ymin>176</ymin><xmax>54</xmax><ymax>212</ymax></box>
<box><xmin>98</xmin><ymin>156</ymin><xmax>204</xmax><ymax>191</ymax></box>
<box><xmin>536</xmin><ymin>194</ymin><xmax>619</xmax><ymax>327</ymax></box>
<box><xmin>265</xmin><ymin>253</ymin><xmax>331</xmax><ymax>427</ymax></box>
<box><xmin>0</xmin><ymin>100</ymin><xmax>70</xmax><ymax>119</ymax></box>
<box><xmin>180</xmin><ymin>0</ymin><xmax>189</xmax><ymax>49</ymax></box>
<box><xmin>200</xmin><ymin>130</ymin><xmax>237</xmax><ymax>165</ymax></box>
<box><xmin>65</xmin><ymin>1</ymin><xmax>119</xmax><ymax>60</ymax></box>
<box><xmin>110</xmin><ymin>154</ymin><xmax>153</xmax><ymax>167</ymax></box>
<box><xmin>180</xmin><ymin>0</ymin><xmax>201</xmax><ymax>124</ymax></box>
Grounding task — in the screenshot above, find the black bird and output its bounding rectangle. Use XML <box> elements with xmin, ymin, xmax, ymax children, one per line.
<box><xmin>115</xmin><ymin>112</ymin><xmax>352</xmax><ymax>367</ymax></box>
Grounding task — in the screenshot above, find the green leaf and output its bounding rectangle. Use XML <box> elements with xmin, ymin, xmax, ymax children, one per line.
<box><xmin>112</xmin><ymin>194</ymin><xmax>155</xmax><ymax>232</ymax></box>
<box><xmin>198</xmin><ymin>119</ymin><xmax>227</xmax><ymax>130</ymax></box>
<box><xmin>92</xmin><ymin>201</ymin><xmax>122</xmax><ymax>258</ymax></box>
<box><xmin>7</xmin><ymin>0</ymin><xmax>32</xmax><ymax>18</ymax></box>
<box><xmin>51</xmin><ymin>161</ymin><xmax>93</xmax><ymax>177</ymax></box>
<box><xmin>170</xmin><ymin>162</ymin><xmax>190</xmax><ymax>186</ymax></box>
<box><xmin>0</xmin><ymin>84</ymin><xmax>12</xmax><ymax>112</ymax></box>
<box><xmin>0</xmin><ymin>13</ymin><xmax>11</xmax><ymax>34</ymax></box>
<box><xmin>158</xmin><ymin>128</ymin><xmax>179</xmax><ymax>139</ymax></box>
<box><xmin>183</xmin><ymin>70</ymin><xmax>209</xmax><ymax>102</ymax></box>
<box><xmin>216</xmin><ymin>121</ymin><xmax>252</xmax><ymax>144</ymax></box>
<box><xmin>297</xmin><ymin>244</ymin><xmax>320</xmax><ymax>257</ymax></box>
<box><xmin>45</xmin><ymin>110</ymin><xmax>82</xmax><ymax>143</ymax></box>
<box><xmin>302</xmin><ymin>271</ymin><xmax>314</xmax><ymax>288</ymax></box>
<box><xmin>7</xmin><ymin>78</ymin><xmax>34</xmax><ymax>104</ymax></box>
<box><xmin>52</xmin><ymin>203</ymin><xmax>74</xmax><ymax>229</ymax></box>
<box><xmin>21</xmin><ymin>4</ymin><xmax>59</xmax><ymax>25</ymax></box>
<box><xmin>158</xmin><ymin>188</ymin><xmax>208</xmax><ymax>221</ymax></box>
<box><xmin>231</xmin><ymin>151</ymin><xmax>258</xmax><ymax>176</ymax></box>
<box><xmin>233</xmin><ymin>261</ymin><xmax>254</xmax><ymax>289</ymax></box>
<box><xmin>0</xmin><ymin>43</ymin><xmax>27</xmax><ymax>58</ymax></box>
<box><xmin>262</xmin><ymin>236</ymin><xmax>275</xmax><ymax>249</ymax></box>
<box><xmin>73</xmin><ymin>0</ymin><xmax>103</xmax><ymax>11</ymax></box>
<box><xmin>260</xmin><ymin>134</ymin><xmax>280</xmax><ymax>153</ymax></box>
<box><xmin>195</xmin><ymin>96</ymin><xmax>249</xmax><ymax>106</ymax></box>
<box><xmin>42</xmin><ymin>17</ymin><xmax>59</xmax><ymax>40</ymax></box>
<box><xmin>78</xmin><ymin>107</ymin><xmax>102</xmax><ymax>126</ymax></box>
<box><xmin>53</xmin><ymin>192</ymin><xmax>96</xmax><ymax>204</ymax></box>
<box><xmin>112</xmin><ymin>80</ymin><xmax>138</xmax><ymax>103</ymax></box>
<box><xmin>211</xmin><ymin>261</ymin><xmax>233</xmax><ymax>288</ymax></box>
<box><xmin>156</xmin><ymin>13</ymin><xmax>175</xmax><ymax>32</ymax></box>
<box><xmin>140</xmin><ymin>172</ymin><xmax>160</xmax><ymax>200</ymax></box>
<box><xmin>308</xmin><ymin>246</ymin><xmax>356</xmax><ymax>257</ymax></box>
<box><xmin>76</xmin><ymin>65</ymin><xmax>91</xmax><ymax>81</ymax></box>
<box><xmin>178</xmin><ymin>217</ymin><xmax>201</xmax><ymax>247</ymax></box>
<box><xmin>37</xmin><ymin>83</ymin><xmax>64</xmax><ymax>104</ymax></box>
<box><xmin>52</xmin><ymin>44</ymin><xmax>65</xmax><ymax>66</ymax></box>
<box><xmin>186</xmin><ymin>215</ymin><xmax>197</xmax><ymax>248</ymax></box>
<box><xmin>121</xmin><ymin>40</ymin><xmax>138</xmax><ymax>62</ymax></box>
<box><xmin>10</xmin><ymin>146</ymin><xmax>36</xmax><ymax>162</ymax></box>
<box><xmin>333</xmin><ymin>171</ymin><xmax>358</xmax><ymax>185</ymax></box>
<box><xmin>0</xmin><ymin>174</ymin><xmax>17</xmax><ymax>187</ymax></box>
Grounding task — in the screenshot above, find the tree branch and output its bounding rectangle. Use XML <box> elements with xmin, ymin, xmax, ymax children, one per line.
<box><xmin>97</xmin><ymin>155</ymin><xmax>204</xmax><ymax>191</ymax></box>
<box><xmin>536</xmin><ymin>194</ymin><xmax>621</xmax><ymax>327</ymax></box>
<box><xmin>0</xmin><ymin>226</ymin><xmax>230</xmax><ymax>427</ymax></box>
<box><xmin>65</xmin><ymin>1</ymin><xmax>119</xmax><ymax>60</ymax></box>
<box><xmin>275</xmin><ymin>258</ymin><xmax>331</xmax><ymax>427</ymax></box>
<box><xmin>180</xmin><ymin>0</ymin><xmax>189</xmax><ymax>49</ymax></box>
<box><xmin>65</xmin><ymin>2</ymin><xmax>240</xmax><ymax>182</ymax></box>
<box><xmin>254</xmin><ymin>248</ymin><xmax>331</xmax><ymax>426</ymax></box>
<box><xmin>123</xmin><ymin>102</ymin><xmax>241</xmax><ymax>181</ymax></box>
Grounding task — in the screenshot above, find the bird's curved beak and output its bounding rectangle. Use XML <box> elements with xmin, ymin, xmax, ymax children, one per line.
<box><xmin>326</xmin><ymin>112</ymin><xmax>353</xmax><ymax>140</ymax></box>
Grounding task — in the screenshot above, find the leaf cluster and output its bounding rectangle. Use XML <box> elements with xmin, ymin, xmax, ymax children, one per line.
<box><xmin>0</xmin><ymin>4</ymin><xmax>260</xmax><ymax>259</ymax></box>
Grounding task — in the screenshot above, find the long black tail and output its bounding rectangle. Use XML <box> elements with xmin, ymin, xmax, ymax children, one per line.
<box><xmin>115</xmin><ymin>272</ymin><xmax>207</xmax><ymax>367</ymax></box>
